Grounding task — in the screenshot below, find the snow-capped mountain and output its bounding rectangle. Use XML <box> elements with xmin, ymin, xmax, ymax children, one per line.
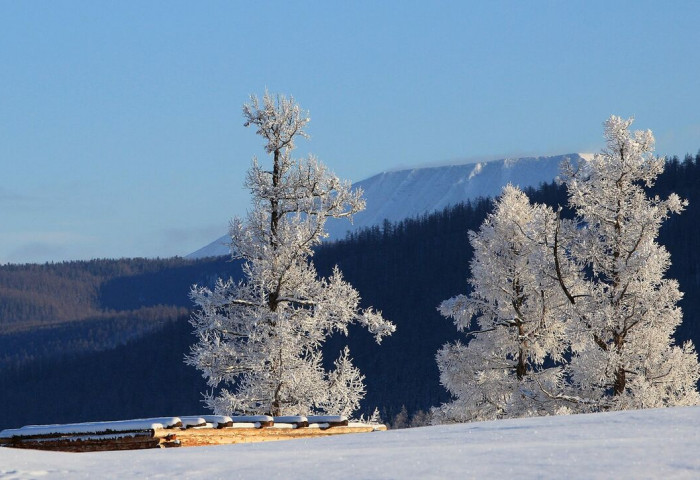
<box><xmin>187</xmin><ymin>153</ymin><xmax>588</xmax><ymax>259</ymax></box>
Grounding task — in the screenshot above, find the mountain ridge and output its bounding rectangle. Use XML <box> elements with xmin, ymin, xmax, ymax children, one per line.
<box><xmin>188</xmin><ymin>153</ymin><xmax>588</xmax><ymax>259</ymax></box>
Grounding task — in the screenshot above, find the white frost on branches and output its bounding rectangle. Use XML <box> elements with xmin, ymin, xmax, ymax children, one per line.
<box><xmin>435</xmin><ymin>116</ymin><xmax>699</xmax><ymax>423</ymax></box>
<box><xmin>434</xmin><ymin>186</ymin><xmax>573</xmax><ymax>422</ymax></box>
<box><xmin>560</xmin><ymin>115</ymin><xmax>700</xmax><ymax>409</ymax></box>
<box><xmin>187</xmin><ymin>92</ymin><xmax>394</xmax><ymax>417</ymax></box>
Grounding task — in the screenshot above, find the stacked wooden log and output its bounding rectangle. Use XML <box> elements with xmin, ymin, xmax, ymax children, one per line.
<box><xmin>0</xmin><ymin>415</ymin><xmax>386</xmax><ymax>452</ymax></box>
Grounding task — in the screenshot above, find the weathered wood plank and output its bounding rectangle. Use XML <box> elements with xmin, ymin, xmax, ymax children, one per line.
<box><xmin>152</xmin><ymin>424</ymin><xmax>386</xmax><ymax>448</ymax></box>
<box><xmin>0</xmin><ymin>431</ymin><xmax>160</xmax><ymax>452</ymax></box>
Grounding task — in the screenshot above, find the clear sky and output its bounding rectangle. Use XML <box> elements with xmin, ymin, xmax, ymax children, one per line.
<box><xmin>2</xmin><ymin>1</ymin><xmax>699</xmax><ymax>264</ymax></box>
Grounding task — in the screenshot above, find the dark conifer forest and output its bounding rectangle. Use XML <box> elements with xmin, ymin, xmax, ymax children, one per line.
<box><xmin>1</xmin><ymin>152</ymin><xmax>699</xmax><ymax>429</ymax></box>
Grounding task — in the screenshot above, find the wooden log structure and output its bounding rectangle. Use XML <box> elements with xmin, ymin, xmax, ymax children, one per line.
<box><xmin>0</xmin><ymin>431</ymin><xmax>162</xmax><ymax>453</ymax></box>
<box><xmin>0</xmin><ymin>416</ymin><xmax>386</xmax><ymax>453</ymax></box>
<box><xmin>152</xmin><ymin>424</ymin><xmax>385</xmax><ymax>448</ymax></box>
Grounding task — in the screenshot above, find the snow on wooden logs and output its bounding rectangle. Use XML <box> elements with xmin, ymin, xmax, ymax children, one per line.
<box><xmin>0</xmin><ymin>417</ymin><xmax>183</xmax><ymax>438</ymax></box>
<box><xmin>178</xmin><ymin>417</ymin><xmax>209</xmax><ymax>429</ymax></box>
<box><xmin>273</xmin><ymin>416</ymin><xmax>309</xmax><ymax>428</ymax></box>
<box><xmin>308</xmin><ymin>415</ymin><xmax>349</xmax><ymax>427</ymax></box>
<box><xmin>0</xmin><ymin>415</ymin><xmax>385</xmax><ymax>452</ymax></box>
<box><xmin>0</xmin><ymin>432</ymin><xmax>163</xmax><ymax>452</ymax></box>
<box><xmin>230</xmin><ymin>415</ymin><xmax>274</xmax><ymax>427</ymax></box>
<box><xmin>0</xmin><ymin>417</ymin><xmax>183</xmax><ymax>453</ymax></box>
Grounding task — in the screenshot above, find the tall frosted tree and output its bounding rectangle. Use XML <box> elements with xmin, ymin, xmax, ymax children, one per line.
<box><xmin>434</xmin><ymin>186</ymin><xmax>572</xmax><ymax>422</ymax></box>
<box><xmin>187</xmin><ymin>92</ymin><xmax>394</xmax><ymax>417</ymax></box>
<box><xmin>559</xmin><ymin>116</ymin><xmax>700</xmax><ymax>409</ymax></box>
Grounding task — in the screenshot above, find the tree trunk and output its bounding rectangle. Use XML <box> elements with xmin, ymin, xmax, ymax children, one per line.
<box><xmin>614</xmin><ymin>367</ymin><xmax>626</xmax><ymax>396</ymax></box>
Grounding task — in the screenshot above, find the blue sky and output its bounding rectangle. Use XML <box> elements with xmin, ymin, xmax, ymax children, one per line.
<box><xmin>2</xmin><ymin>1</ymin><xmax>699</xmax><ymax>264</ymax></box>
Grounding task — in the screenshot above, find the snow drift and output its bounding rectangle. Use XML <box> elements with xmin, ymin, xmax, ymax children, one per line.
<box><xmin>1</xmin><ymin>406</ymin><xmax>698</xmax><ymax>479</ymax></box>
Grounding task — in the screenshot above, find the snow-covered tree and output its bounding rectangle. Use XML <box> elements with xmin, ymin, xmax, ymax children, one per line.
<box><xmin>558</xmin><ymin>115</ymin><xmax>700</xmax><ymax>409</ymax></box>
<box><xmin>186</xmin><ymin>92</ymin><xmax>394</xmax><ymax>417</ymax></box>
<box><xmin>434</xmin><ymin>186</ymin><xmax>572</xmax><ymax>422</ymax></box>
<box><xmin>322</xmin><ymin>346</ymin><xmax>367</xmax><ymax>417</ymax></box>
<box><xmin>435</xmin><ymin>116</ymin><xmax>699</xmax><ymax>422</ymax></box>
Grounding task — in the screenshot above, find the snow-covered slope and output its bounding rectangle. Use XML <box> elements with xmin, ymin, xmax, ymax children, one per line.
<box><xmin>324</xmin><ymin>153</ymin><xmax>585</xmax><ymax>240</ymax></box>
<box><xmin>187</xmin><ymin>153</ymin><xmax>586</xmax><ymax>259</ymax></box>
<box><xmin>187</xmin><ymin>234</ymin><xmax>230</xmax><ymax>259</ymax></box>
<box><xmin>2</xmin><ymin>406</ymin><xmax>699</xmax><ymax>479</ymax></box>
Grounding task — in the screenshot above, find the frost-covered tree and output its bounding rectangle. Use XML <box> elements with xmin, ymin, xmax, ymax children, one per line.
<box><xmin>435</xmin><ymin>116</ymin><xmax>699</xmax><ymax>422</ymax></box>
<box><xmin>187</xmin><ymin>92</ymin><xmax>394</xmax><ymax>417</ymax></box>
<box><xmin>558</xmin><ymin>116</ymin><xmax>700</xmax><ymax>409</ymax></box>
<box><xmin>434</xmin><ymin>186</ymin><xmax>572</xmax><ymax>422</ymax></box>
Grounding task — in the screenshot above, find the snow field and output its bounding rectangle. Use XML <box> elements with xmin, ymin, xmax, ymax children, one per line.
<box><xmin>1</xmin><ymin>406</ymin><xmax>699</xmax><ymax>479</ymax></box>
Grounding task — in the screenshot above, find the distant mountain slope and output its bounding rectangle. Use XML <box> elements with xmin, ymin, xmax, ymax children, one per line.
<box><xmin>187</xmin><ymin>153</ymin><xmax>588</xmax><ymax>259</ymax></box>
<box><xmin>324</xmin><ymin>153</ymin><xmax>588</xmax><ymax>239</ymax></box>
<box><xmin>187</xmin><ymin>234</ymin><xmax>230</xmax><ymax>259</ymax></box>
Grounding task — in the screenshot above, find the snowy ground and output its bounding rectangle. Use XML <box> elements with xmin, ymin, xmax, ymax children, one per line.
<box><xmin>1</xmin><ymin>406</ymin><xmax>699</xmax><ymax>479</ymax></box>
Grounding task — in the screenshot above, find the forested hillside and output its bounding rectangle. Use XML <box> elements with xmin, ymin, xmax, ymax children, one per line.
<box><xmin>0</xmin><ymin>258</ymin><xmax>206</xmax><ymax>366</ymax></box>
<box><xmin>1</xmin><ymin>153</ymin><xmax>699</xmax><ymax>429</ymax></box>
